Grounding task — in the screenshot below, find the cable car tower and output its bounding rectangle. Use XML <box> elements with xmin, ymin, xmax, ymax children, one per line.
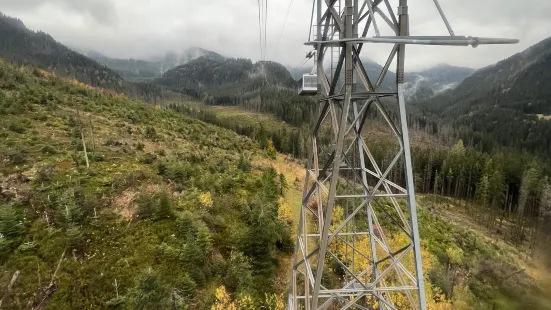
<box><xmin>288</xmin><ymin>0</ymin><xmax>517</xmax><ymax>309</ymax></box>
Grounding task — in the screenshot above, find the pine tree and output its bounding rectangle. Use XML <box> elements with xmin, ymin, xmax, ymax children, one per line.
<box><xmin>533</xmin><ymin>178</ymin><xmax>551</xmax><ymax>256</ymax></box>
<box><xmin>0</xmin><ymin>206</ymin><xmax>24</xmax><ymax>238</ymax></box>
<box><xmin>196</xmin><ymin>223</ymin><xmax>213</xmax><ymax>260</ymax></box>
<box><xmin>128</xmin><ymin>268</ymin><xmax>172</xmax><ymax>310</ymax></box>
<box><xmin>476</xmin><ymin>175</ymin><xmax>490</xmax><ymax>222</ymax></box>
<box><xmin>55</xmin><ymin>188</ymin><xmax>82</xmax><ymax>227</ymax></box>
<box><xmin>155</xmin><ymin>191</ymin><xmax>174</xmax><ymax>220</ymax></box>
<box><xmin>266</xmin><ymin>139</ymin><xmax>277</xmax><ymax>159</ymax></box>
<box><xmin>279</xmin><ymin>173</ymin><xmax>288</xmax><ymax>196</ymax></box>
<box><xmin>515</xmin><ymin>165</ymin><xmax>540</xmax><ymax>244</ymax></box>
<box><xmin>238</xmin><ymin>153</ymin><xmax>251</xmax><ymax>172</ymax></box>
<box><xmin>137</xmin><ymin>195</ymin><xmax>156</xmax><ymax>219</ymax></box>
<box><xmin>433</xmin><ymin>170</ymin><xmax>441</xmax><ymax>206</ymax></box>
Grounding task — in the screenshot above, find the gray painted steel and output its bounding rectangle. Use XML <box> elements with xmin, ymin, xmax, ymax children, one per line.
<box><xmin>288</xmin><ymin>0</ymin><xmax>517</xmax><ymax>309</ymax></box>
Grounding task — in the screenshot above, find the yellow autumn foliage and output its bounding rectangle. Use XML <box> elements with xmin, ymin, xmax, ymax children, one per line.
<box><xmin>199</xmin><ymin>192</ymin><xmax>213</xmax><ymax>208</ymax></box>
<box><xmin>278</xmin><ymin>197</ymin><xmax>294</xmax><ymax>226</ymax></box>
<box><xmin>210</xmin><ymin>286</ymin><xmax>285</xmax><ymax>310</ymax></box>
<box><xmin>236</xmin><ymin>294</ymin><xmax>256</xmax><ymax>310</ymax></box>
<box><xmin>211</xmin><ymin>286</ymin><xmax>237</xmax><ymax>310</ymax></box>
<box><xmin>264</xmin><ymin>293</ymin><xmax>285</xmax><ymax>310</ymax></box>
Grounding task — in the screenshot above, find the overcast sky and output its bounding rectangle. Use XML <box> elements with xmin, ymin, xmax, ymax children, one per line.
<box><xmin>1</xmin><ymin>0</ymin><xmax>549</xmax><ymax>71</ymax></box>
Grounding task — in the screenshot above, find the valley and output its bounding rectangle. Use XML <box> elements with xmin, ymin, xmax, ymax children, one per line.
<box><xmin>0</xmin><ymin>8</ymin><xmax>551</xmax><ymax>310</ymax></box>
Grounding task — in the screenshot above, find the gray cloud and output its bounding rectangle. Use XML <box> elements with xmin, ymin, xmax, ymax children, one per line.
<box><xmin>0</xmin><ymin>0</ymin><xmax>118</xmax><ymax>25</ymax></box>
<box><xmin>0</xmin><ymin>0</ymin><xmax>548</xmax><ymax>71</ymax></box>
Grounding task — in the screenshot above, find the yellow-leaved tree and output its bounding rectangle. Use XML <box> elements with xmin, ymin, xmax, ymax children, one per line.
<box><xmin>211</xmin><ymin>286</ymin><xmax>237</xmax><ymax>310</ymax></box>
<box><xmin>199</xmin><ymin>192</ymin><xmax>213</xmax><ymax>208</ymax></box>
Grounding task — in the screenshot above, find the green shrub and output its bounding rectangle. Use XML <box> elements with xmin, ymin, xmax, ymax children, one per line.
<box><xmin>92</xmin><ymin>154</ymin><xmax>105</xmax><ymax>162</ymax></box>
<box><xmin>7</xmin><ymin>149</ymin><xmax>27</xmax><ymax>165</ymax></box>
<box><xmin>36</xmin><ymin>164</ymin><xmax>55</xmax><ymax>182</ymax></box>
<box><xmin>139</xmin><ymin>153</ymin><xmax>156</xmax><ymax>165</ymax></box>
<box><xmin>127</xmin><ymin>268</ymin><xmax>172</xmax><ymax>309</ymax></box>
<box><xmin>155</xmin><ymin>191</ymin><xmax>174</xmax><ymax>220</ymax></box>
<box><xmin>0</xmin><ymin>238</ymin><xmax>12</xmax><ymax>263</ymax></box>
<box><xmin>136</xmin><ymin>191</ymin><xmax>174</xmax><ymax>220</ymax></box>
<box><xmin>145</xmin><ymin>126</ymin><xmax>157</xmax><ymax>140</ymax></box>
<box><xmin>156</xmin><ymin>162</ymin><xmax>167</xmax><ymax>175</ymax></box>
<box><xmin>137</xmin><ymin>195</ymin><xmax>155</xmax><ymax>219</ymax></box>
<box><xmin>8</xmin><ymin>122</ymin><xmax>25</xmax><ymax>134</ymax></box>
<box><xmin>105</xmin><ymin>139</ymin><xmax>122</xmax><ymax>147</ymax></box>
<box><xmin>238</xmin><ymin>153</ymin><xmax>251</xmax><ymax>172</ymax></box>
<box><xmin>65</xmin><ymin>226</ymin><xmax>84</xmax><ymax>251</ymax></box>
<box><xmin>40</xmin><ymin>144</ymin><xmax>57</xmax><ymax>155</ymax></box>
<box><xmin>223</xmin><ymin>251</ymin><xmax>253</xmax><ymax>293</ymax></box>
<box><xmin>0</xmin><ymin>206</ymin><xmax>26</xmax><ymax>238</ymax></box>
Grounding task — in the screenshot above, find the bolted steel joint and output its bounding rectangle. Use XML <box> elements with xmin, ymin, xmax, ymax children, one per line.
<box><xmin>398</xmin><ymin>5</ymin><xmax>408</xmax><ymax>15</ymax></box>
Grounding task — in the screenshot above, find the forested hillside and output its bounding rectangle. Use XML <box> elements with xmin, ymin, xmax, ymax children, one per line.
<box><xmin>0</xmin><ymin>60</ymin><xmax>298</xmax><ymax>309</ymax></box>
<box><xmin>173</xmin><ymin>100</ymin><xmax>551</xmax><ymax>253</ymax></box>
<box><xmin>0</xmin><ymin>13</ymin><xmax>124</xmax><ymax>92</ymax></box>
<box><xmin>416</xmin><ymin>36</ymin><xmax>551</xmax><ymax>156</ymax></box>
<box><xmin>155</xmin><ymin>57</ymin><xmax>295</xmax><ymax>97</ymax></box>
<box><xmin>0</xmin><ymin>13</ymin><xmax>169</xmax><ymax>104</ymax></box>
<box><xmin>405</xmin><ymin>64</ymin><xmax>475</xmax><ymax>101</ymax></box>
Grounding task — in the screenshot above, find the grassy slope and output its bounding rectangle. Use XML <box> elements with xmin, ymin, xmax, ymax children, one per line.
<box><xmin>0</xmin><ymin>62</ymin><xmax>298</xmax><ymax>309</ymax></box>
<box><xmin>418</xmin><ymin>195</ymin><xmax>551</xmax><ymax>309</ymax></box>
<box><xmin>207</xmin><ymin>106</ymin><xmax>296</xmax><ymax>133</ymax></box>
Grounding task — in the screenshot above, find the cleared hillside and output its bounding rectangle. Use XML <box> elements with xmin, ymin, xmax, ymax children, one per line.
<box><xmin>0</xmin><ymin>60</ymin><xmax>297</xmax><ymax>309</ymax></box>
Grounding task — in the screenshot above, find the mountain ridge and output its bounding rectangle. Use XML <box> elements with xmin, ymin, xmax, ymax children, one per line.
<box><xmin>0</xmin><ymin>13</ymin><xmax>125</xmax><ymax>92</ymax></box>
<box><xmin>418</xmin><ymin>35</ymin><xmax>551</xmax><ymax>116</ymax></box>
<box><xmin>88</xmin><ymin>47</ymin><xmax>225</xmax><ymax>82</ymax></box>
<box><xmin>0</xmin><ymin>12</ymin><xmax>176</xmax><ymax>104</ymax></box>
<box><xmin>154</xmin><ymin>57</ymin><xmax>295</xmax><ymax>97</ymax></box>
<box><xmin>414</xmin><ymin>35</ymin><xmax>551</xmax><ymax>156</ymax></box>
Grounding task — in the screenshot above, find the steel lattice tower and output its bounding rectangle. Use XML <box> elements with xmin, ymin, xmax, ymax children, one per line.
<box><xmin>288</xmin><ymin>1</ymin><xmax>517</xmax><ymax>309</ymax></box>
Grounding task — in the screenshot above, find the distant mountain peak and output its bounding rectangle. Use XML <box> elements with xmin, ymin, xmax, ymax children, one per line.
<box><xmin>179</xmin><ymin>47</ymin><xmax>224</xmax><ymax>63</ymax></box>
<box><xmin>431</xmin><ymin>63</ymin><xmax>453</xmax><ymax>69</ymax></box>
